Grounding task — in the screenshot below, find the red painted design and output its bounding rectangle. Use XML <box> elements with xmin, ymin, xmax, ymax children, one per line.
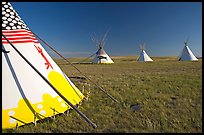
<box><xmin>34</xmin><ymin>45</ymin><xmax>53</xmax><ymax>70</ymax></box>
<box><xmin>2</xmin><ymin>30</ymin><xmax>39</xmax><ymax>44</ymax></box>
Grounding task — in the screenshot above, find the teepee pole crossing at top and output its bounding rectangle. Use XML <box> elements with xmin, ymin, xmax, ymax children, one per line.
<box><xmin>31</xmin><ymin>31</ymin><xmax>119</xmax><ymax>103</ymax></box>
<box><xmin>2</xmin><ymin>33</ymin><xmax>97</xmax><ymax>129</ymax></box>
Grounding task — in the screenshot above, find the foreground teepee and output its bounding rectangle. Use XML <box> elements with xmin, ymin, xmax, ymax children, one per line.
<box><xmin>178</xmin><ymin>39</ymin><xmax>198</xmax><ymax>61</ymax></box>
<box><xmin>91</xmin><ymin>31</ymin><xmax>114</xmax><ymax>64</ymax></box>
<box><xmin>137</xmin><ymin>44</ymin><xmax>153</xmax><ymax>62</ymax></box>
<box><xmin>2</xmin><ymin>2</ymin><xmax>85</xmax><ymax>129</ymax></box>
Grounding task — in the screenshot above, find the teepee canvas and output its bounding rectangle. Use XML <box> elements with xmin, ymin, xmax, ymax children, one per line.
<box><xmin>178</xmin><ymin>39</ymin><xmax>198</xmax><ymax>61</ymax></box>
<box><xmin>2</xmin><ymin>2</ymin><xmax>85</xmax><ymax>129</ymax></box>
<box><xmin>137</xmin><ymin>44</ymin><xmax>153</xmax><ymax>62</ymax></box>
<box><xmin>92</xmin><ymin>46</ymin><xmax>114</xmax><ymax>64</ymax></box>
<box><xmin>91</xmin><ymin>31</ymin><xmax>114</xmax><ymax>64</ymax></box>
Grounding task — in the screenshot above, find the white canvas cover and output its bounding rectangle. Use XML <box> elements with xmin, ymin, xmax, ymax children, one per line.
<box><xmin>178</xmin><ymin>45</ymin><xmax>198</xmax><ymax>61</ymax></box>
<box><xmin>137</xmin><ymin>49</ymin><xmax>153</xmax><ymax>62</ymax></box>
<box><xmin>92</xmin><ymin>47</ymin><xmax>114</xmax><ymax>64</ymax></box>
<box><xmin>2</xmin><ymin>2</ymin><xmax>84</xmax><ymax>129</ymax></box>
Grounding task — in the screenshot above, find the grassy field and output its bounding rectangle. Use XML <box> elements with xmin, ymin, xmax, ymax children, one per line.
<box><xmin>3</xmin><ymin>56</ymin><xmax>202</xmax><ymax>133</ymax></box>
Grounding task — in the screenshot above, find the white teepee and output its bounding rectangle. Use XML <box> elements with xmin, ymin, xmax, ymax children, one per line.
<box><xmin>91</xmin><ymin>31</ymin><xmax>114</xmax><ymax>64</ymax></box>
<box><xmin>178</xmin><ymin>39</ymin><xmax>198</xmax><ymax>61</ymax></box>
<box><xmin>137</xmin><ymin>44</ymin><xmax>153</xmax><ymax>62</ymax></box>
<box><xmin>2</xmin><ymin>2</ymin><xmax>84</xmax><ymax>129</ymax></box>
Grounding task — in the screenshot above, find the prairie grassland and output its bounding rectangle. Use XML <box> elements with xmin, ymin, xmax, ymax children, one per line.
<box><xmin>3</xmin><ymin>56</ymin><xmax>202</xmax><ymax>133</ymax></box>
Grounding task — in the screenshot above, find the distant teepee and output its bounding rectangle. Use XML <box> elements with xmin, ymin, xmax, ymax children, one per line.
<box><xmin>91</xmin><ymin>31</ymin><xmax>114</xmax><ymax>64</ymax></box>
<box><xmin>178</xmin><ymin>39</ymin><xmax>198</xmax><ymax>61</ymax></box>
<box><xmin>137</xmin><ymin>44</ymin><xmax>153</xmax><ymax>62</ymax></box>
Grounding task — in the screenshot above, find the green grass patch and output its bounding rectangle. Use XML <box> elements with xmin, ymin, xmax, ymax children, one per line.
<box><xmin>2</xmin><ymin>56</ymin><xmax>202</xmax><ymax>133</ymax></box>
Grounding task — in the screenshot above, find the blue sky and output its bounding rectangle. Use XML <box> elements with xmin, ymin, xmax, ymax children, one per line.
<box><xmin>11</xmin><ymin>2</ymin><xmax>202</xmax><ymax>58</ymax></box>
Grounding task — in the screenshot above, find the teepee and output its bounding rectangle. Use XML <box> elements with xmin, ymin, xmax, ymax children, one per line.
<box><xmin>91</xmin><ymin>31</ymin><xmax>114</xmax><ymax>64</ymax></box>
<box><xmin>2</xmin><ymin>2</ymin><xmax>85</xmax><ymax>129</ymax></box>
<box><xmin>178</xmin><ymin>39</ymin><xmax>198</xmax><ymax>61</ymax></box>
<box><xmin>137</xmin><ymin>44</ymin><xmax>153</xmax><ymax>62</ymax></box>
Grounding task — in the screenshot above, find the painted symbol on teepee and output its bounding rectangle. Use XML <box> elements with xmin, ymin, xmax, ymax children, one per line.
<box><xmin>97</xmin><ymin>56</ymin><xmax>107</xmax><ymax>60</ymax></box>
<box><xmin>34</xmin><ymin>45</ymin><xmax>53</xmax><ymax>70</ymax></box>
<box><xmin>2</xmin><ymin>48</ymin><xmax>10</xmax><ymax>53</ymax></box>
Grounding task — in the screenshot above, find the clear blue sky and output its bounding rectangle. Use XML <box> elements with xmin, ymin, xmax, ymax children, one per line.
<box><xmin>11</xmin><ymin>2</ymin><xmax>202</xmax><ymax>58</ymax></box>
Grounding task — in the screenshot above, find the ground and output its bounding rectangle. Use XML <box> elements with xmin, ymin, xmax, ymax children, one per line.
<box><xmin>3</xmin><ymin>56</ymin><xmax>202</xmax><ymax>133</ymax></box>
